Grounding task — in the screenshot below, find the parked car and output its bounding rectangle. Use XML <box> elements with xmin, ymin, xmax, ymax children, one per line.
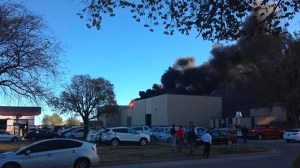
<box><xmin>101</xmin><ymin>127</ymin><xmax>150</xmax><ymax>146</ymax></box>
<box><xmin>0</xmin><ymin>131</ymin><xmax>20</xmax><ymax>142</ymax></box>
<box><xmin>248</xmin><ymin>125</ymin><xmax>285</xmax><ymax>140</ymax></box>
<box><xmin>152</xmin><ymin>126</ymin><xmax>174</xmax><ymax>142</ymax></box>
<box><xmin>0</xmin><ymin>138</ymin><xmax>99</xmax><ymax>168</ymax></box>
<box><xmin>130</xmin><ymin>126</ymin><xmax>152</xmax><ymax>135</ymax></box>
<box><xmin>86</xmin><ymin>128</ymin><xmax>105</xmax><ymax>143</ymax></box>
<box><xmin>58</xmin><ymin>127</ymin><xmax>82</xmax><ymax>138</ymax></box>
<box><xmin>197</xmin><ymin>129</ymin><xmax>237</xmax><ymax>145</ymax></box>
<box><xmin>64</xmin><ymin>128</ymin><xmax>85</xmax><ymax>139</ymax></box>
<box><xmin>283</xmin><ymin>128</ymin><xmax>300</xmax><ymax>142</ymax></box>
<box><xmin>23</xmin><ymin>129</ymin><xmax>59</xmax><ymax>140</ymax></box>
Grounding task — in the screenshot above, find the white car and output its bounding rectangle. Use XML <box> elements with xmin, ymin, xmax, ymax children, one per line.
<box><xmin>283</xmin><ymin>128</ymin><xmax>300</xmax><ymax>142</ymax></box>
<box><xmin>0</xmin><ymin>131</ymin><xmax>20</xmax><ymax>142</ymax></box>
<box><xmin>101</xmin><ymin>127</ymin><xmax>150</xmax><ymax>146</ymax></box>
<box><xmin>0</xmin><ymin>138</ymin><xmax>99</xmax><ymax>168</ymax></box>
<box><xmin>130</xmin><ymin>126</ymin><xmax>152</xmax><ymax>135</ymax></box>
<box><xmin>86</xmin><ymin>128</ymin><xmax>105</xmax><ymax>143</ymax></box>
<box><xmin>64</xmin><ymin>128</ymin><xmax>85</xmax><ymax>139</ymax></box>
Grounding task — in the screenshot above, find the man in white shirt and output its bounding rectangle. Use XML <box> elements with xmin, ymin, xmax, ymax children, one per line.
<box><xmin>201</xmin><ymin>132</ymin><xmax>212</xmax><ymax>158</ymax></box>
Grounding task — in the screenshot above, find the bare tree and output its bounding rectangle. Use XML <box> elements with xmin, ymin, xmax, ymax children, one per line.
<box><xmin>52</xmin><ymin>75</ymin><xmax>117</xmax><ymax>138</ymax></box>
<box><xmin>0</xmin><ymin>2</ymin><xmax>62</xmax><ymax>101</ymax></box>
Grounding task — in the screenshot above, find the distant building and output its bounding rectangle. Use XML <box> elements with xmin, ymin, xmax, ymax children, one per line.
<box><xmin>103</xmin><ymin>94</ymin><xmax>222</xmax><ymax>128</ymax></box>
<box><xmin>0</xmin><ymin>106</ymin><xmax>41</xmax><ymax>134</ymax></box>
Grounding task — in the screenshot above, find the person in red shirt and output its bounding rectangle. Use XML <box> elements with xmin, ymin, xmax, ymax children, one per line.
<box><xmin>176</xmin><ymin>126</ymin><xmax>184</xmax><ymax>153</ymax></box>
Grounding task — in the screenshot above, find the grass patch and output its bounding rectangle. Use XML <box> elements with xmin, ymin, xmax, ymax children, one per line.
<box><xmin>98</xmin><ymin>143</ymin><xmax>271</xmax><ymax>164</ymax></box>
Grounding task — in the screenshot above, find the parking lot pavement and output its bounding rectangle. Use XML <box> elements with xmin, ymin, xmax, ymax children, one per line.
<box><xmin>98</xmin><ymin>139</ymin><xmax>300</xmax><ymax>168</ymax></box>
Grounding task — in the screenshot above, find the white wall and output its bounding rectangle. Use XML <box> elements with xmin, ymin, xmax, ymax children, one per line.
<box><xmin>167</xmin><ymin>95</ymin><xmax>222</xmax><ymax>128</ymax></box>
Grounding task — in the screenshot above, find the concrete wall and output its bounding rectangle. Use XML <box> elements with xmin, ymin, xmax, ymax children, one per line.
<box><xmin>147</xmin><ymin>95</ymin><xmax>168</xmax><ymax>125</ymax></box>
<box><xmin>167</xmin><ymin>95</ymin><xmax>222</xmax><ymax>128</ymax></box>
<box><xmin>131</xmin><ymin>99</ymin><xmax>146</xmax><ymax>125</ymax></box>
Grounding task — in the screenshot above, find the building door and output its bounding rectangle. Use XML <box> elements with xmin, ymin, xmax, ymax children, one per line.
<box><xmin>145</xmin><ymin>114</ymin><xmax>151</xmax><ymax>126</ymax></box>
<box><xmin>0</xmin><ymin>119</ymin><xmax>7</xmax><ymax>130</ymax></box>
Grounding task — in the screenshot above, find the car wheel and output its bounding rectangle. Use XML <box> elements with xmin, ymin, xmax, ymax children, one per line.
<box><xmin>286</xmin><ymin>139</ymin><xmax>291</xmax><ymax>143</ymax></box>
<box><xmin>257</xmin><ymin>134</ymin><xmax>263</xmax><ymax>140</ymax></box>
<box><xmin>11</xmin><ymin>137</ymin><xmax>19</xmax><ymax>142</ymax></box>
<box><xmin>74</xmin><ymin>158</ymin><xmax>90</xmax><ymax>168</ymax></box>
<box><xmin>166</xmin><ymin>137</ymin><xmax>172</xmax><ymax>143</ymax></box>
<box><xmin>140</xmin><ymin>138</ymin><xmax>148</xmax><ymax>146</ymax></box>
<box><xmin>3</xmin><ymin>162</ymin><xmax>20</xmax><ymax>168</ymax></box>
<box><xmin>111</xmin><ymin>138</ymin><xmax>119</xmax><ymax>147</ymax></box>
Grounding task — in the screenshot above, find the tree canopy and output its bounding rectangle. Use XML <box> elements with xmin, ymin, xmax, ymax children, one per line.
<box><xmin>65</xmin><ymin>116</ymin><xmax>81</xmax><ymax>126</ymax></box>
<box><xmin>51</xmin><ymin>75</ymin><xmax>117</xmax><ymax>138</ymax></box>
<box><xmin>0</xmin><ymin>2</ymin><xmax>62</xmax><ymax>101</ymax></box>
<box><xmin>78</xmin><ymin>0</ymin><xmax>300</xmax><ymax>41</ymax></box>
<box><xmin>42</xmin><ymin>113</ymin><xmax>63</xmax><ymax>126</ymax></box>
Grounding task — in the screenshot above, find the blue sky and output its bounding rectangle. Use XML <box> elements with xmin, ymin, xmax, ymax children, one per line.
<box><xmin>23</xmin><ymin>0</ymin><xmax>214</xmax><ymax>106</ymax></box>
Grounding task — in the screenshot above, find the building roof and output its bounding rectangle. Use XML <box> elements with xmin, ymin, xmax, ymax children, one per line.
<box><xmin>0</xmin><ymin>106</ymin><xmax>41</xmax><ymax>116</ymax></box>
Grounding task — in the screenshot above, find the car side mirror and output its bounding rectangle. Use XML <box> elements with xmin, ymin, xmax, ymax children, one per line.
<box><xmin>25</xmin><ymin>150</ymin><xmax>31</xmax><ymax>156</ymax></box>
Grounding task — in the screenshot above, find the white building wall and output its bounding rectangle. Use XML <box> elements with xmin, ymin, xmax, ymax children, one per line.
<box><xmin>148</xmin><ymin>95</ymin><xmax>168</xmax><ymax>126</ymax></box>
<box><xmin>167</xmin><ymin>95</ymin><xmax>222</xmax><ymax>128</ymax></box>
<box><xmin>131</xmin><ymin>99</ymin><xmax>146</xmax><ymax>125</ymax></box>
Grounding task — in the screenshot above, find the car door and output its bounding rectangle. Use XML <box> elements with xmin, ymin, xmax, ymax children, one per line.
<box><xmin>114</xmin><ymin>128</ymin><xmax>128</xmax><ymax>141</ymax></box>
<box><xmin>127</xmin><ymin>128</ymin><xmax>140</xmax><ymax>142</ymax></box>
<box><xmin>48</xmin><ymin>140</ymin><xmax>83</xmax><ymax>168</ymax></box>
<box><xmin>16</xmin><ymin>141</ymin><xmax>54</xmax><ymax>168</ymax></box>
<box><xmin>0</xmin><ymin>131</ymin><xmax>5</xmax><ymax>141</ymax></box>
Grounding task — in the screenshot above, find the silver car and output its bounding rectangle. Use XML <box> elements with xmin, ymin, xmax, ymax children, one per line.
<box><xmin>0</xmin><ymin>131</ymin><xmax>20</xmax><ymax>142</ymax></box>
<box><xmin>0</xmin><ymin>138</ymin><xmax>99</xmax><ymax>168</ymax></box>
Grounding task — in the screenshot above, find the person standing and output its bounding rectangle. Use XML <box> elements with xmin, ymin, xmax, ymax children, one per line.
<box><xmin>201</xmin><ymin>132</ymin><xmax>212</xmax><ymax>158</ymax></box>
<box><xmin>170</xmin><ymin>124</ymin><xmax>176</xmax><ymax>151</ymax></box>
<box><xmin>187</xmin><ymin>126</ymin><xmax>197</xmax><ymax>156</ymax></box>
<box><xmin>176</xmin><ymin>126</ymin><xmax>184</xmax><ymax>153</ymax></box>
<box><xmin>241</xmin><ymin>125</ymin><xmax>248</xmax><ymax>143</ymax></box>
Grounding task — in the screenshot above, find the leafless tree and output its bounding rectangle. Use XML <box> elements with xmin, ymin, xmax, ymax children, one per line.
<box><xmin>0</xmin><ymin>2</ymin><xmax>62</xmax><ymax>102</ymax></box>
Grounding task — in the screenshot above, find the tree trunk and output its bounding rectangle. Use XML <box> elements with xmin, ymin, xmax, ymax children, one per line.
<box><xmin>82</xmin><ymin>117</ymin><xmax>89</xmax><ymax>139</ymax></box>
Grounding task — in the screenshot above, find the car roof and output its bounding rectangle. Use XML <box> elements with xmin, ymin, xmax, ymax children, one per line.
<box><xmin>15</xmin><ymin>138</ymin><xmax>86</xmax><ymax>153</ymax></box>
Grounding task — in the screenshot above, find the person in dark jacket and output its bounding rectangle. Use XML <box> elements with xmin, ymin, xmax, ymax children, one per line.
<box><xmin>187</xmin><ymin>126</ymin><xmax>197</xmax><ymax>156</ymax></box>
<box><xmin>241</xmin><ymin>125</ymin><xmax>248</xmax><ymax>143</ymax></box>
<box><xmin>170</xmin><ymin>124</ymin><xmax>176</xmax><ymax>151</ymax></box>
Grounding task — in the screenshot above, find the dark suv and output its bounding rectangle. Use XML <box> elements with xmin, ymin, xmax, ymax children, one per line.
<box><xmin>197</xmin><ymin>129</ymin><xmax>237</xmax><ymax>145</ymax></box>
<box><xmin>24</xmin><ymin>129</ymin><xmax>59</xmax><ymax>140</ymax></box>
